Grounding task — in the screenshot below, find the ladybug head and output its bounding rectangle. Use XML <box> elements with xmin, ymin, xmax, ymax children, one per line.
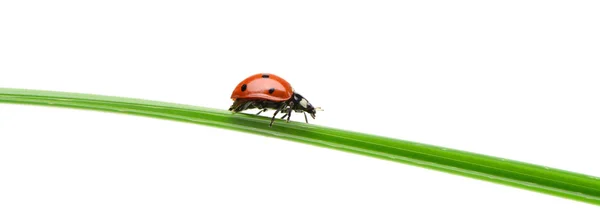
<box><xmin>291</xmin><ymin>92</ymin><xmax>321</xmax><ymax>119</ymax></box>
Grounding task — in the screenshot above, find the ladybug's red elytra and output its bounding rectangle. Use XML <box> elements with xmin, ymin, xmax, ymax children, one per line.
<box><xmin>229</xmin><ymin>73</ymin><xmax>321</xmax><ymax>127</ymax></box>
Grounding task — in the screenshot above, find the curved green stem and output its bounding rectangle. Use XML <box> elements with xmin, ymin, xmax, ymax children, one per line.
<box><xmin>1</xmin><ymin>87</ymin><xmax>599</xmax><ymax>205</ymax></box>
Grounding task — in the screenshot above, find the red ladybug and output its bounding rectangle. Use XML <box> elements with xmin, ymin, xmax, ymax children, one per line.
<box><xmin>229</xmin><ymin>73</ymin><xmax>320</xmax><ymax>127</ymax></box>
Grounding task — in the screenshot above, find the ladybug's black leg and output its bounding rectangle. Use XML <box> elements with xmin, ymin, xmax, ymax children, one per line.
<box><xmin>230</xmin><ymin>99</ymin><xmax>254</xmax><ymax>112</ymax></box>
<box><xmin>285</xmin><ymin>107</ymin><xmax>293</xmax><ymax>123</ymax></box>
<box><xmin>270</xmin><ymin>103</ymin><xmax>286</xmax><ymax>127</ymax></box>
<box><xmin>280</xmin><ymin>106</ymin><xmax>292</xmax><ymax>119</ymax></box>
<box><xmin>240</xmin><ymin>100</ymin><xmax>255</xmax><ymax>111</ymax></box>
<box><xmin>303</xmin><ymin>112</ymin><xmax>309</xmax><ymax>124</ymax></box>
<box><xmin>256</xmin><ymin>108</ymin><xmax>267</xmax><ymax>115</ymax></box>
<box><xmin>283</xmin><ymin>101</ymin><xmax>294</xmax><ymax>123</ymax></box>
<box><xmin>228</xmin><ymin>99</ymin><xmax>243</xmax><ymax>111</ymax></box>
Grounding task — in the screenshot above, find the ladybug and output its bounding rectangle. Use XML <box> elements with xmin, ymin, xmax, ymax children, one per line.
<box><xmin>228</xmin><ymin>73</ymin><xmax>321</xmax><ymax>127</ymax></box>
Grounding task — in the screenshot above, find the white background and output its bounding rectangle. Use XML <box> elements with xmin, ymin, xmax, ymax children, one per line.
<box><xmin>1</xmin><ymin>0</ymin><xmax>599</xmax><ymax>208</ymax></box>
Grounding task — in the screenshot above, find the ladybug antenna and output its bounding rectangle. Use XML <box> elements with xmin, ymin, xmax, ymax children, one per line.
<box><xmin>315</xmin><ymin>107</ymin><xmax>323</xmax><ymax>111</ymax></box>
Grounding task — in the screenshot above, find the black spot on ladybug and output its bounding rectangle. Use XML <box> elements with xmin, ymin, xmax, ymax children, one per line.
<box><xmin>241</xmin><ymin>84</ymin><xmax>247</xmax><ymax>91</ymax></box>
<box><xmin>268</xmin><ymin>88</ymin><xmax>275</xmax><ymax>94</ymax></box>
<box><xmin>262</xmin><ymin>74</ymin><xmax>269</xmax><ymax>78</ymax></box>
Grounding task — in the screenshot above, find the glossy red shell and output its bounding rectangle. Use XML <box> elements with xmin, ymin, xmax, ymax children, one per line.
<box><xmin>230</xmin><ymin>73</ymin><xmax>294</xmax><ymax>102</ymax></box>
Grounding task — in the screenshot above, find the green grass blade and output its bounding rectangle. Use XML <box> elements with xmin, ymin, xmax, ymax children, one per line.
<box><xmin>1</xmin><ymin>87</ymin><xmax>599</xmax><ymax>205</ymax></box>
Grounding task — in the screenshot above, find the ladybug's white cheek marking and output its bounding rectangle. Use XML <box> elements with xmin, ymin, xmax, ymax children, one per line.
<box><xmin>299</xmin><ymin>98</ymin><xmax>308</xmax><ymax>108</ymax></box>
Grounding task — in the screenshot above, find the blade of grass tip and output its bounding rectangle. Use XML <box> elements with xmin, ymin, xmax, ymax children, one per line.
<box><xmin>1</xmin><ymin>87</ymin><xmax>599</xmax><ymax>206</ymax></box>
